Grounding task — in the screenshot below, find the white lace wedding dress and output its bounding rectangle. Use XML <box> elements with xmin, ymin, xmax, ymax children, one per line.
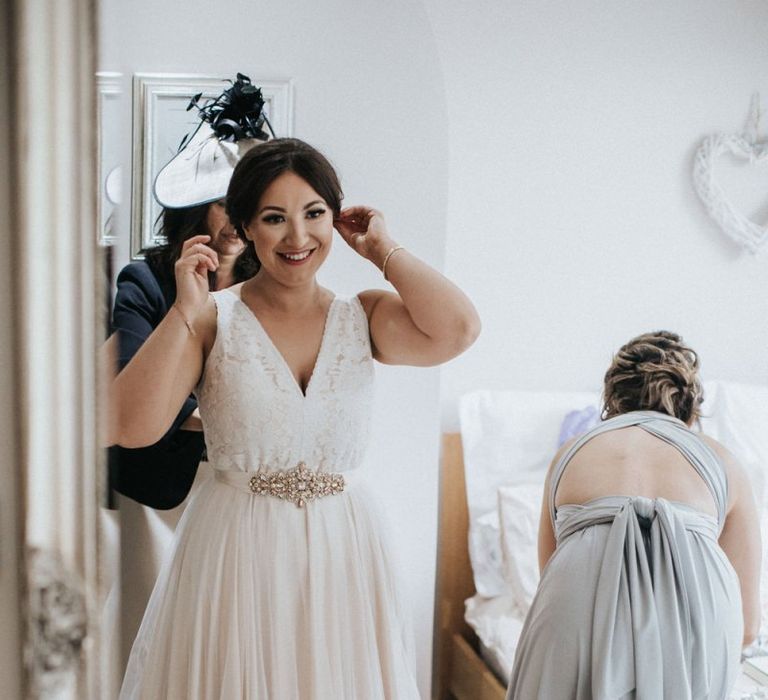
<box><xmin>119</xmin><ymin>287</ymin><xmax>420</xmax><ymax>699</ymax></box>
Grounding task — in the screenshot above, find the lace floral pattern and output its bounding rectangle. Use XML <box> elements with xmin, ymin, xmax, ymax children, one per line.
<box><xmin>196</xmin><ymin>289</ymin><xmax>374</xmax><ymax>475</ymax></box>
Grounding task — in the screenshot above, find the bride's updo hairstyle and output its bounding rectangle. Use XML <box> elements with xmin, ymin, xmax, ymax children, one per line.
<box><xmin>602</xmin><ymin>331</ymin><xmax>703</xmax><ymax>425</ymax></box>
<box><xmin>225</xmin><ymin>138</ymin><xmax>343</xmax><ymax>244</ymax></box>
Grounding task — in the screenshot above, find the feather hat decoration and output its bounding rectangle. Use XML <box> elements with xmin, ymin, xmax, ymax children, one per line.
<box><xmin>153</xmin><ymin>73</ymin><xmax>274</xmax><ymax>209</ymax></box>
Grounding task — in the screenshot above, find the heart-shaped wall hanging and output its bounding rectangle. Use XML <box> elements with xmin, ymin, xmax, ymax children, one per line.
<box><xmin>693</xmin><ymin>97</ymin><xmax>768</xmax><ymax>254</ymax></box>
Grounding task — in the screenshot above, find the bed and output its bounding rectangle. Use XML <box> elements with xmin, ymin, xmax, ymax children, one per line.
<box><xmin>433</xmin><ymin>382</ymin><xmax>768</xmax><ymax>699</ymax></box>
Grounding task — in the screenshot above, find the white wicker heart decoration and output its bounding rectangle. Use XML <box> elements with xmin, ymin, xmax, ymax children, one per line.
<box><xmin>693</xmin><ymin>132</ymin><xmax>768</xmax><ymax>254</ymax></box>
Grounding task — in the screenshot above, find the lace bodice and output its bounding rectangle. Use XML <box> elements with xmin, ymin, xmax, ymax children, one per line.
<box><xmin>195</xmin><ymin>288</ymin><xmax>374</xmax><ymax>474</ymax></box>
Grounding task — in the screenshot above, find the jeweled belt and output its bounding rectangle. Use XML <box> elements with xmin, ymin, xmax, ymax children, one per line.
<box><xmin>214</xmin><ymin>462</ymin><xmax>346</xmax><ymax>508</ymax></box>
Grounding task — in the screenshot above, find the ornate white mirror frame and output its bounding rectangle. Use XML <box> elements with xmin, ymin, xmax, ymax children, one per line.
<box><xmin>5</xmin><ymin>0</ymin><xmax>104</xmax><ymax>697</ymax></box>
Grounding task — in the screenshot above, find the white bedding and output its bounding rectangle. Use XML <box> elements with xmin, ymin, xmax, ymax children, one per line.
<box><xmin>459</xmin><ymin>382</ymin><xmax>768</xmax><ymax>697</ymax></box>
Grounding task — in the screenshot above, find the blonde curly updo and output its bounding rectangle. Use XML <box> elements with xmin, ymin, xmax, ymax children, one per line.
<box><xmin>602</xmin><ymin>331</ymin><xmax>703</xmax><ymax>425</ymax></box>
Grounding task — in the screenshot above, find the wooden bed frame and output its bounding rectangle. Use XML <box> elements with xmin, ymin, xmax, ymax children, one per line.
<box><xmin>432</xmin><ymin>433</ymin><xmax>506</xmax><ymax>700</ymax></box>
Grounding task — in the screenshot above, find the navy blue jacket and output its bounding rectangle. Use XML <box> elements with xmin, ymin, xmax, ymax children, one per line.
<box><xmin>108</xmin><ymin>261</ymin><xmax>205</xmax><ymax>509</ymax></box>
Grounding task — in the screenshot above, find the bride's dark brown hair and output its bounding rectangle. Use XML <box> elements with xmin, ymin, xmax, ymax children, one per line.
<box><xmin>602</xmin><ymin>331</ymin><xmax>703</xmax><ymax>425</ymax></box>
<box><xmin>225</xmin><ymin>138</ymin><xmax>343</xmax><ymax>251</ymax></box>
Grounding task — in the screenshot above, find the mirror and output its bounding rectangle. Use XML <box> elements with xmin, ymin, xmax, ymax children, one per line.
<box><xmin>96</xmin><ymin>1</ymin><xmax>768</xmax><ymax>698</ymax></box>
<box><xmin>98</xmin><ymin>0</ymin><xmax>451</xmax><ymax>695</ymax></box>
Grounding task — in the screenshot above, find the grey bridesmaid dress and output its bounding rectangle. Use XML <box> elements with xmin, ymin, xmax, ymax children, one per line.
<box><xmin>506</xmin><ymin>411</ymin><xmax>743</xmax><ymax>700</ymax></box>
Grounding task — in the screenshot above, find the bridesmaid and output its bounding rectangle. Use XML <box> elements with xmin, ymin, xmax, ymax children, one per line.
<box><xmin>507</xmin><ymin>331</ymin><xmax>760</xmax><ymax>699</ymax></box>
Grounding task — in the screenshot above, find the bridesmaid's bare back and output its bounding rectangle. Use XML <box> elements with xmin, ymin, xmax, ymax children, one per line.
<box><xmin>555</xmin><ymin>426</ymin><xmax>718</xmax><ymax>518</ymax></box>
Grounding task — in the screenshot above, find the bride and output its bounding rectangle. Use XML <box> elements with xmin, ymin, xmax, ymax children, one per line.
<box><xmin>112</xmin><ymin>137</ymin><xmax>480</xmax><ymax>699</ymax></box>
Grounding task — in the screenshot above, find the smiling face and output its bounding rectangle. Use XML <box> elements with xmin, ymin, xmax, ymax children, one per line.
<box><xmin>204</xmin><ymin>200</ymin><xmax>244</xmax><ymax>256</ymax></box>
<box><xmin>243</xmin><ymin>171</ymin><xmax>333</xmax><ymax>285</ymax></box>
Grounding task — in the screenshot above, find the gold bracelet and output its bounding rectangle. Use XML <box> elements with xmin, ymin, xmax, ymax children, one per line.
<box><xmin>382</xmin><ymin>245</ymin><xmax>405</xmax><ymax>281</ymax></box>
<box><xmin>171</xmin><ymin>303</ymin><xmax>196</xmax><ymax>336</ymax></box>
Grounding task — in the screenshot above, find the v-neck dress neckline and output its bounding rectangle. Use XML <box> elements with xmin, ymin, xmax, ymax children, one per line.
<box><xmin>224</xmin><ymin>286</ymin><xmax>338</xmax><ymax>399</ymax></box>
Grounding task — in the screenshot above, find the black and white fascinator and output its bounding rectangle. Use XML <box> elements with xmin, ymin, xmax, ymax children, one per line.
<box><xmin>153</xmin><ymin>73</ymin><xmax>274</xmax><ymax>209</ymax></box>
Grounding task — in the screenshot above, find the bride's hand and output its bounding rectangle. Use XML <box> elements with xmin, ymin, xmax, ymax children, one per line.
<box><xmin>334</xmin><ymin>207</ymin><xmax>399</xmax><ymax>270</ymax></box>
<box><xmin>174</xmin><ymin>235</ymin><xmax>218</xmax><ymax>320</ymax></box>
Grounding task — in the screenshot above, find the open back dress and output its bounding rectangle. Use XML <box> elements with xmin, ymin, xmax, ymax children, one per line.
<box><xmin>506</xmin><ymin>410</ymin><xmax>743</xmax><ymax>699</ymax></box>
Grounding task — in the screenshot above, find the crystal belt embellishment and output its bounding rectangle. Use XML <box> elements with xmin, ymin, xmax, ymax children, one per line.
<box><xmin>248</xmin><ymin>462</ymin><xmax>345</xmax><ymax>508</ymax></box>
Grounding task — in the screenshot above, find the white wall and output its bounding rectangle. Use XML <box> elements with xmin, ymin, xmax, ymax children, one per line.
<box><xmin>99</xmin><ymin>0</ymin><xmax>448</xmax><ymax>695</ymax></box>
<box><xmin>425</xmin><ymin>0</ymin><xmax>768</xmax><ymax>427</ymax></box>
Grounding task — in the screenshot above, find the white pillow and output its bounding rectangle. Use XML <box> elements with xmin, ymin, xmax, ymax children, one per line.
<box><xmin>498</xmin><ymin>482</ymin><xmax>544</xmax><ymax>613</ymax></box>
<box><xmin>469</xmin><ymin>509</ymin><xmax>506</xmax><ymax>599</ymax></box>
<box><xmin>460</xmin><ymin>389</ymin><xmax>600</xmax><ymax>597</ymax></box>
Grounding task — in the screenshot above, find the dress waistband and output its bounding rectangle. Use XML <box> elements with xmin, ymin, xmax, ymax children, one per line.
<box><xmin>214</xmin><ymin>462</ymin><xmax>349</xmax><ymax>508</ymax></box>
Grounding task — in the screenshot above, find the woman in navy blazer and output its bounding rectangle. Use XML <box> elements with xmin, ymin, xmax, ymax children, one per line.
<box><xmin>109</xmin><ymin>202</ymin><xmax>259</xmax><ymax>508</ymax></box>
<box><xmin>108</xmin><ymin>74</ymin><xmax>271</xmax><ymax>508</ymax></box>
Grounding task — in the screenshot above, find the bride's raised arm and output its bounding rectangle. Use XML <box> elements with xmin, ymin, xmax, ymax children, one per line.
<box><xmin>336</xmin><ymin>206</ymin><xmax>481</xmax><ymax>366</ymax></box>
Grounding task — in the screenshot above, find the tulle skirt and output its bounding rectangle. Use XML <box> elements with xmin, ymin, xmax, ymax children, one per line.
<box><xmin>119</xmin><ymin>472</ymin><xmax>420</xmax><ymax>700</ymax></box>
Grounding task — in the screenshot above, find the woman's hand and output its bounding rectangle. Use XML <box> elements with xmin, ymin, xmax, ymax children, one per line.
<box><xmin>334</xmin><ymin>207</ymin><xmax>398</xmax><ymax>270</ymax></box>
<box><xmin>174</xmin><ymin>235</ymin><xmax>219</xmax><ymax>320</ymax></box>
<box><xmin>337</xmin><ymin>205</ymin><xmax>480</xmax><ymax>368</ymax></box>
